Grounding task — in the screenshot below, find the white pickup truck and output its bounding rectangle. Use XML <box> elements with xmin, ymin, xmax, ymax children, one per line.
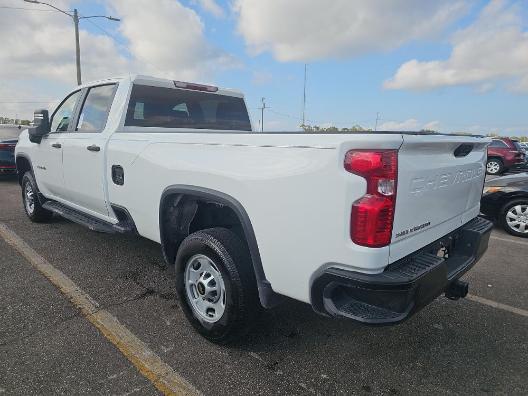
<box><xmin>16</xmin><ymin>75</ymin><xmax>493</xmax><ymax>343</ymax></box>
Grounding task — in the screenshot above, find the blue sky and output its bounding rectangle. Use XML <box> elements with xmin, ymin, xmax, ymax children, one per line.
<box><xmin>1</xmin><ymin>0</ymin><xmax>527</xmax><ymax>135</ymax></box>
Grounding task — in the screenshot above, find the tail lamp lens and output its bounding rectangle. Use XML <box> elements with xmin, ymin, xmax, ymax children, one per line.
<box><xmin>344</xmin><ymin>150</ymin><xmax>398</xmax><ymax>247</ymax></box>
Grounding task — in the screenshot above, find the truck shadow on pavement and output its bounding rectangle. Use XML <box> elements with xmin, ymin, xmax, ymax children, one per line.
<box><xmin>102</xmin><ymin>231</ymin><xmax>525</xmax><ymax>395</ymax></box>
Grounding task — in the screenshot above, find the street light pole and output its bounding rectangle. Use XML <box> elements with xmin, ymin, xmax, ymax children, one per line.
<box><xmin>23</xmin><ymin>0</ymin><xmax>120</xmax><ymax>86</ymax></box>
<box><xmin>73</xmin><ymin>9</ymin><xmax>81</xmax><ymax>85</ymax></box>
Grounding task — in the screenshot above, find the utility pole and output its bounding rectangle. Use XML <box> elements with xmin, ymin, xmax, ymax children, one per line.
<box><xmin>374</xmin><ymin>112</ymin><xmax>381</xmax><ymax>131</ymax></box>
<box><xmin>302</xmin><ymin>64</ymin><xmax>307</xmax><ymax>128</ymax></box>
<box><xmin>24</xmin><ymin>1</ymin><xmax>120</xmax><ymax>86</ymax></box>
<box><xmin>259</xmin><ymin>97</ymin><xmax>267</xmax><ymax>132</ymax></box>
<box><xmin>73</xmin><ymin>9</ymin><xmax>81</xmax><ymax>85</ymax></box>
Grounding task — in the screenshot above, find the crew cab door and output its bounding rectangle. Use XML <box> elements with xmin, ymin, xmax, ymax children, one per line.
<box><xmin>33</xmin><ymin>90</ymin><xmax>82</xmax><ymax>199</ymax></box>
<box><xmin>61</xmin><ymin>84</ymin><xmax>117</xmax><ymax>219</ymax></box>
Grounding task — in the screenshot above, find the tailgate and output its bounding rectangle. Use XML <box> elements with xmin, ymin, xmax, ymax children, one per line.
<box><xmin>389</xmin><ymin>135</ymin><xmax>489</xmax><ymax>263</ymax></box>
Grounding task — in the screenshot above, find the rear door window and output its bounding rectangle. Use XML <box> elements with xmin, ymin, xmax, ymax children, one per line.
<box><xmin>512</xmin><ymin>141</ymin><xmax>523</xmax><ymax>151</ymax></box>
<box><xmin>125</xmin><ymin>85</ymin><xmax>251</xmax><ymax>131</ymax></box>
<box><xmin>76</xmin><ymin>84</ymin><xmax>117</xmax><ymax>132</ymax></box>
<box><xmin>489</xmin><ymin>140</ymin><xmax>508</xmax><ymax>148</ymax></box>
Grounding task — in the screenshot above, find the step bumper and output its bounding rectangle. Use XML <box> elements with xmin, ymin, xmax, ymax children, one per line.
<box><xmin>310</xmin><ymin>217</ymin><xmax>493</xmax><ymax>325</ymax></box>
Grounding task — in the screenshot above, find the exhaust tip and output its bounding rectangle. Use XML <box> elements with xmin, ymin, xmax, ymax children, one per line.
<box><xmin>445</xmin><ymin>280</ymin><xmax>469</xmax><ymax>300</ymax></box>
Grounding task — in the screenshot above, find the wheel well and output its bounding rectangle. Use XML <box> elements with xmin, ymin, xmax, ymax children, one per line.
<box><xmin>15</xmin><ymin>156</ymin><xmax>31</xmax><ymax>185</ymax></box>
<box><xmin>487</xmin><ymin>156</ymin><xmax>503</xmax><ymax>163</ymax></box>
<box><xmin>499</xmin><ymin>194</ymin><xmax>528</xmax><ymax>212</ymax></box>
<box><xmin>160</xmin><ymin>194</ymin><xmax>245</xmax><ymax>266</ymax></box>
<box><xmin>159</xmin><ymin>187</ymin><xmax>283</xmax><ymax>308</ymax></box>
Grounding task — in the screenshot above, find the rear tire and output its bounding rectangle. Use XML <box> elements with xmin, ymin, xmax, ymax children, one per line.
<box><xmin>21</xmin><ymin>172</ymin><xmax>52</xmax><ymax>223</ymax></box>
<box><xmin>175</xmin><ymin>227</ymin><xmax>260</xmax><ymax>344</ymax></box>
<box><xmin>486</xmin><ymin>158</ymin><xmax>503</xmax><ymax>175</ymax></box>
<box><xmin>499</xmin><ymin>199</ymin><xmax>528</xmax><ymax>238</ymax></box>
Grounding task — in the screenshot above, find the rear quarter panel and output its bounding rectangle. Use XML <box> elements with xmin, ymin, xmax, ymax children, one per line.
<box><xmin>106</xmin><ymin>131</ymin><xmax>403</xmax><ymax>303</ymax></box>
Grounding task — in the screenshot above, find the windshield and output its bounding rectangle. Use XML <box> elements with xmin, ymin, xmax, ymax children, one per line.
<box><xmin>125</xmin><ymin>85</ymin><xmax>252</xmax><ymax>131</ymax></box>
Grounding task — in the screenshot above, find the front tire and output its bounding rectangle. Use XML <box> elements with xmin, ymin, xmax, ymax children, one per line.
<box><xmin>500</xmin><ymin>199</ymin><xmax>528</xmax><ymax>237</ymax></box>
<box><xmin>21</xmin><ymin>172</ymin><xmax>52</xmax><ymax>222</ymax></box>
<box><xmin>175</xmin><ymin>228</ymin><xmax>260</xmax><ymax>344</ymax></box>
<box><xmin>486</xmin><ymin>158</ymin><xmax>503</xmax><ymax>175</ymax></box>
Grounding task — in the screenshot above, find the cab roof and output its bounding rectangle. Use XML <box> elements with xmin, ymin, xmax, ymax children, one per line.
<box><xmin>79</xmin><ymin>74</ymin><xmax>244</xmax><ymax>98</ymax></box>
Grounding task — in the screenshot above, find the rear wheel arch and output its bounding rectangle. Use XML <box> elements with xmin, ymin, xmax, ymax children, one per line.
<box><xmin>15</xmin><ymin>155</ymin><xmax>33</xmax><ymax>186</ymax></box>
<box><xmin>158</xmin><ymin>185</ymin><xmax>282</xmax><ymax>308</ymax></box>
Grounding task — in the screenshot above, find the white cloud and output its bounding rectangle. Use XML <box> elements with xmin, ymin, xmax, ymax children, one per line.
<box><xmin>423</xmin><ymin>120</ymin><xmax>441</xmax><ymax>130</ymax></box>
<box><xmin>378</xmin><ymin>118</ymin><xmax>440</xmax><ymax>131</ymax></box>
<box><xmin>385</xmin><ymin>0</ymin><xmax>528</xmax><ymax>92</ymax></box>
<box><xmin>192</xmin><ymin>0</ymin><xmax>225</xmax><ymax>18</ymax></box>
<box><xmin>0</xmin><ymin>82</ymin><xmax>59</xmax><ymax>121</ymax></box>
<box><xmin>0</xmin><ymin>0</ymin><xmax>235</xmax><ymax>118</ymax></box>
<box><xmin>110</xmin><ymin>0</ymin><xmax>235</xmax><ymax>81</ymax></box>
<box><xmin>233</xmin><ymin>0</ymin><xmax>466</xmax><ymax>61</ymax></box>
<box><xmin>379</xmin><ymin>119</ymin><xmax>420</xmax><ymax>131</ymax></box>
<box><xmin>0</xmin><ymin>0</ymin><xmax>128</xmax><ymax>84</ymax></box>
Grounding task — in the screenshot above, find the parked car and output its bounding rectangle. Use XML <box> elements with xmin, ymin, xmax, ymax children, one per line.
<box><xmin>486</xmin><ymin>137</ymin><xmax>525</xmax><ymax>175</ymax></box>
<box><xmin>519</xmin><ymin>142</ymin><xmax>528</xmax><ymax>168</ymax></box>
<box><xmin>15</xmin><ymin>75</ymin><xmax>493</xmax><ymax>343</ymax></box>
<box><xmin>481</xmin><ymin>173</ymin><xmax>528</xmax><ymax>237</ymax></box>
<box><xmin>0</xmin><ymin>125</ymin><xmax>22</xmax><ymax>175</ymax></box>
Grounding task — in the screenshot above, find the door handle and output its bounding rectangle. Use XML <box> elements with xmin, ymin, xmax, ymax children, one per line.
<box><xmin>51</xmin><ymin>143</ymin><xmax>61</xmax><ymax>149</ymax></box>
<box><xmin>87</xmin><ymin>144</ymin><xmax>100</xmax><ymax>152</ymax></box>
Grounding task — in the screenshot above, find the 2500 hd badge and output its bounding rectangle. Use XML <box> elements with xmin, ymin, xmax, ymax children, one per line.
<box><xmin>395</xmin><ymin>221</ymin><xmax>431</xmax><ymax>238</ymax></box>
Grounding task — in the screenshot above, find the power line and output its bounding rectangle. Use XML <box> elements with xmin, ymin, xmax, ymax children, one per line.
<box><xmin>0</xmin><ymin>6</ymin><xmax>68</xmax><ymax>11</ymax></box>
<box><xmin>268</xmin><ymin>108</ymin><xmax>373</xmax><ymax>129</ymax></box>
<box><xmin>81</xmin><ymin>15</ymin><xmax>126</xmax><ymax>45</ymax></box>
<box><xmin>0</xmin><ymin>101</ymin><xmax>52</xmax><ymax>103</ymax></box>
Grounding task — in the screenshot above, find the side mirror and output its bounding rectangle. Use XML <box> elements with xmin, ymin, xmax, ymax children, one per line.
<box><xmin>29</xmin><ymin>109</ymin><xmax>50</xmax><ymax>143</ymax></box>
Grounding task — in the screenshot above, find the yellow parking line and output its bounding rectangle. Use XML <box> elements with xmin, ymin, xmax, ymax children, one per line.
<box><xmin>0</xmin><ymin>223</ymin><xmax>201</xmax><ymax>396</ymax></box>
<box><xmin>467</xmin><ymin>294</ymin><xmax>528</xmax><ymax>318</ymax></box>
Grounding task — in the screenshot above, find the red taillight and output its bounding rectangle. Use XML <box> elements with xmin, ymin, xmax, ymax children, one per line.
<box><xmin>345</xmin><ymin>150</ymin><xmax>398</xmax><ymax>248</ymax></box>
<box><xmin>0</xmin><ymin>143</ymin><xmax>16</xmax><ymax>150</ymax></box>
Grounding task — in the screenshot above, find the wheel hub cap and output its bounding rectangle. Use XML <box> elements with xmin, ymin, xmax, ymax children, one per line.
<box><xmin>487</xmin><ymin>162</ymin><xmax>499</xmax><ymax>173</ymax></box>
<box><xmin>506</xmin><ymin>204</ymin><xmax>528</xmax><ymax>234</ymax></box>
<box><xmin>184</xmin><ymin>254</ymin><xmax>226</xmax><ymax>323</ymax></box>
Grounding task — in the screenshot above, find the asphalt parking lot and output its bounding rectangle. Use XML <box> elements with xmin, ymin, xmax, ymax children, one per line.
<box><xmin>1</xmin><ymin>175</ymin><xmax>527</xmax><ymax>395</ymax></box>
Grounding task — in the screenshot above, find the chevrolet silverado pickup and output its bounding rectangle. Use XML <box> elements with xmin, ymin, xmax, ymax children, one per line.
<box><xmin>15</xmin><ymin>75</ymin><xmax>493</xmax><ymax>343</ymax></box>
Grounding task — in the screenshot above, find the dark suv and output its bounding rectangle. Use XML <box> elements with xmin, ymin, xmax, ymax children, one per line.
<box><xmin>0</xmin><ymin>125</ymin><xmax>21</xmax><ymax>175</ymax></box>
<box><xmin>486</xmin><ymin>138</ymin><xmax>525</xmax><ymax>175</ymax></box>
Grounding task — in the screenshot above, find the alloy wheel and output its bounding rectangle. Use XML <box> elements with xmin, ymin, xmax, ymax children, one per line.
<box><xmin>487</xmin><ymin>161</ymin><xmax>500</xmax><ymax>174</ymax></box>
<box><xmin>506</xmin><ymin>204</ymin><xmax>528</xmax><ymax>234</ymax></box>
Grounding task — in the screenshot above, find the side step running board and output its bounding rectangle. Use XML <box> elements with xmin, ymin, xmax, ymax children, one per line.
<box><xmin>42</xmin><ymin>201</ymin><xmax>134</xmax><ymax>234</ymax></box>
